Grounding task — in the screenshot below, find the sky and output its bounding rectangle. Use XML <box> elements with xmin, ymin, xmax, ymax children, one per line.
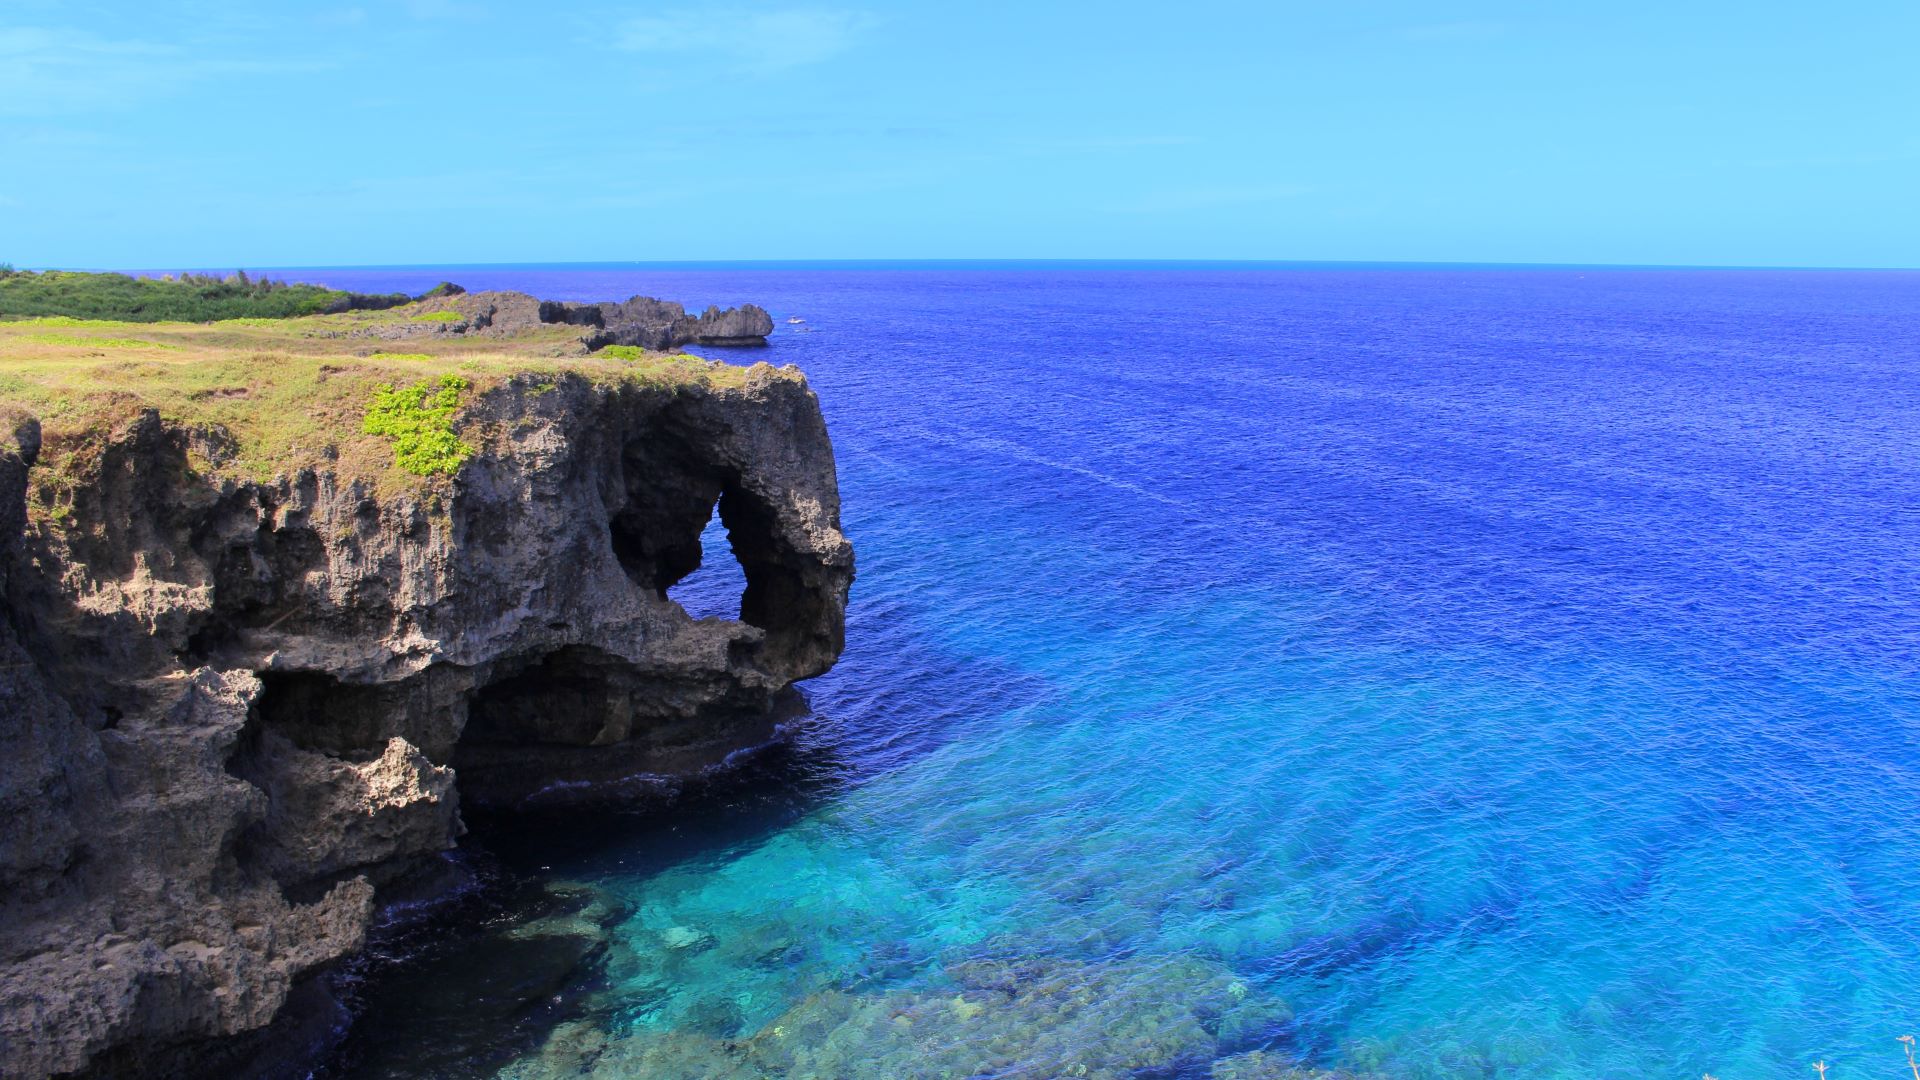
<box><xmin>3</xmin><ymin>1</ymin><xmax>1917</xmax><ymax>269</ymax></box>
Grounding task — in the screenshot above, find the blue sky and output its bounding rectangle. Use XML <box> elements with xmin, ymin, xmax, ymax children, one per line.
<box><xmin>4</xmin><ymin>1</ymin><xmax>1917</xmax><ymax>268</ymax></box>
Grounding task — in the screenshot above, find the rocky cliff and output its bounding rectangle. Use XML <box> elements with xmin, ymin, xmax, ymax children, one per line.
<box><xmin>0</xmin><ymin>362</ymin><xmax>851</xmax><ymax>1077</ymax></box>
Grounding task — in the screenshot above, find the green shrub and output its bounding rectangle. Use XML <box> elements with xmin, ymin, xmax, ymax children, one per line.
<box><xmin>0</xmin><ymin>269</ymin><xmax>419</xmax><ymax>322</ymax></box>
<box><xmin>362</xmin><ymin>375</ymin><xmax>474</xmax><ymax>476</ymax></box>
<box><xmin>411</xmin><ymin>310</ymin><xmax>463</xmax><ymax>323</ymax></box>
<box><xmin>596</xmin><ymin>344</ymin><xmax>645</xmax><ymax>361</ymax></box>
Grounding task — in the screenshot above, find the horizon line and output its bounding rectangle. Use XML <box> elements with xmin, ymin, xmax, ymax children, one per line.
<box><xmin>28</xmin><ymin>258</ymin><xmax>1920</xmax><ymax>274</ymax></box>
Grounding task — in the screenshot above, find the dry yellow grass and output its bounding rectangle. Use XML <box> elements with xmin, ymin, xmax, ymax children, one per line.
<box><xmin>0</xmin><ymin>305</ymin><xmax>753</xmax><ymax>509</ymax></box>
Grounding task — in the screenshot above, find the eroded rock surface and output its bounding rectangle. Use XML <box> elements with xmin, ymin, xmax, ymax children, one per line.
<box><xmin>362</xmin><ymin>290</ymin><xmax>776</xmax><ymax>350</ymax></box>
<box><xmin>0</xmin><ymin>365</ymin><xmax>850</xmax><ymax>1077</ymax></box>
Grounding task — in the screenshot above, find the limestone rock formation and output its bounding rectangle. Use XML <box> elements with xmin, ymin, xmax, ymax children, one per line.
<box><xmin>0</xmin><ymin>365</ymin><xmax>851</xmax><ymax>1077</ymax></box>
<box><xmin>363</xmin><ymin>290</ymin><xmax>777</xmax><ymax>350</ymax></box>
<box><xmin>548</xmin><ymin>294</ymin><xmax>777</xmax><ymax>350</ymax></box>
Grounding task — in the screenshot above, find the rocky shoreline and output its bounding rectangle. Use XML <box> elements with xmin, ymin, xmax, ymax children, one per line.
<box><xmin>353</xmin><ymin>286</ymin><xmax>778</xmax><ymax>352</ymax></box>
<box><xmin>0</xmin><ymin>305</ymin><xmax>851</xmax><ymax>1077</ymax></box>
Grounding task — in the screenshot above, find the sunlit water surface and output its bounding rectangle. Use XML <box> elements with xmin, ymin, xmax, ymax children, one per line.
<box><xmin>305</xmin><ymin>265</ymin><xmax>1920</xmax><ymax>1079</ymax></box>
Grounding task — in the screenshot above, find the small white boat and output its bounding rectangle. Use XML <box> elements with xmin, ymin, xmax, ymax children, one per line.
<box><xmin>787</xmin><ymin>316</ymin><xmax>805</xmax><ymax>324</ymax></box>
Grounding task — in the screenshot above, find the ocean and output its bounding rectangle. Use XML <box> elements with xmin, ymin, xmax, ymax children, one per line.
<box><xmin>296</xmin><ymin>265</ymin><xmax>1920</xmax><ymax>1078</ymax></box>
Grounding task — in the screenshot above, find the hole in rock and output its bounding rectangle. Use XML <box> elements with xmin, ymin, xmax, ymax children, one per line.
<box><xmin>718</xmin><ymin>485</ymin><xmax>831</xmax><ymax>671</ymax></box>
<box><xmin>606</xmin><ymin>441</ymin><xmax>724</xmax><ymax>599</ymax></box>
<box><xmin>605</xmin><ymin>433</ymin><xmax>826</xmax><ymax>672</ymax></box>
<box><xmin>667</xmin><ymin>502</ymin><xmax>750</xmax><ymax>621</ymax></box>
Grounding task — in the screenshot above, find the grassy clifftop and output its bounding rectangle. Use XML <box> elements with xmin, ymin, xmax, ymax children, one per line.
<box><xmin>0</xmin><ymin>298</ymin><xmax>762</xmax><ymax>514</ymax></box>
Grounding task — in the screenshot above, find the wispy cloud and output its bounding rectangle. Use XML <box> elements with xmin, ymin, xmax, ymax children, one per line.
<box><xmin>613</xmin><ymin>8</ymin><xmax>877</xmax><ymax>73</ymax></box>
<box><xmin>1396</xmin><ymin>20</ymin><xmax>1510</xmax><ymax>42</ymax></box>
<box><xmin>1027</xmin><ymin>134</ymin><xmax>1201</xmax><ymax>152</ymax></box>
<box><xmin>1105</xmin><ymin>184</ymin><xmax>1314</xmax><ymax>214</ymax></box>
<box><xmin>313</xmin><ymin>0</ymin><xmax>475</xmax><ymax>27</ymax></box>
<box><xmin>0</xmin><ymin>26</ymin><xmax>166</xmax><ymax>60</ymax></box>
<box><xmin>0</xmin><ymin>26</ymin><xmax>331</xmax><ymax>114</ymax></box>
<box><xmin>401</xmin><ymin>0</ymin><xmax>486</xmax><ymax>20</ymax></box>
<box><xmin>0</xmin><ymin>27</ymin><xmax>175</xmax><ymax>114</ymax></box>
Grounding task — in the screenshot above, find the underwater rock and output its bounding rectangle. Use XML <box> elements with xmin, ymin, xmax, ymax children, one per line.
<box><xmin>1210</xmin><ymin>1049</ymin><xmax>1383</xmax><ymax>1079</ymax></box>
<box><xmin>661</xmin><ymin>926</ymin><xmax>715</xmax><ymax>951</ymax></box>
<box><xmin>508</xmin><ymin>952</ymin><xmax>1302</xmax><ymax>1080</ymax></box>
<box><xmin>506</xmin><ymin>883</ymin><xmax>634</xmax><ymax>945</ymax></box>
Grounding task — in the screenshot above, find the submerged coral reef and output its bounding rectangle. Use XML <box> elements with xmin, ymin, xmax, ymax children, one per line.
<box><xmin>500</xmin><ymin>925</ymin><xmax>1361</xmax><ymax>1080</ymax></box>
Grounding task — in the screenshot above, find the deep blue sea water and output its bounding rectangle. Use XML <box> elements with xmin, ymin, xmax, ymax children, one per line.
<box><xmin>302</xmin><ymin>265</ymin><xmax>1920</xmax><ymax>1078</ymax></box>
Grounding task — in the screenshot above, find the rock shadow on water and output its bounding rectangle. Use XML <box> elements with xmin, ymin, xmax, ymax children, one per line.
<box><xmin>463</xmin><ymin>690</ymin><xmax>852</xmax><ymax>878</ymax></box>
<box><xmin>304</xmin><ymin>864</ymin><xmax>631</xmax><ymax>1078</ymax></box>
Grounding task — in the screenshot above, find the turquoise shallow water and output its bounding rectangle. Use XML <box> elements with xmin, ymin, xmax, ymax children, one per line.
<box><xmin>311</xmin><ymin>266</ymin><xmax>1920</xmax><ymax>1078</ymax></box>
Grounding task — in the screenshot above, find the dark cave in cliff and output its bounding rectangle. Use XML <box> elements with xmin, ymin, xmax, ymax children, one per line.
<box><xmin>461</xmin><ymin>646</ymin><xmax>649</xmax><ymax>748</ymax></box>
<box><xmin>243</xmin><ymin>670</ymin><xmax>406</xmax><ymax>760</ymax></box>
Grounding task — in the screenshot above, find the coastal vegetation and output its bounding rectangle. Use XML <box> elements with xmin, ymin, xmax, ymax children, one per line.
<box><xmin>0</xmin><ymin>268</ymin><xmax>418</xmax><ymax>322</ymax></box>
<box><xmin>362</xmin><ymin>375</ymin><xmax>475</xmax><ymax>476</ymax></box>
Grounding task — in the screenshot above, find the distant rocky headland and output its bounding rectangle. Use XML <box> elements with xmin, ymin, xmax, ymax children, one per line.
<box><xmin>0</xmin><ymin>268</ymin><xmax>777</xmax><ymax>351</ymax></box>
<box><xmin>363</xmin><ymin>285</ymin><xmax>780</xmax><ymax>352</ymax></box>
<box><xmin>0</xmin><ymin>273</ymin><xmax>850</xmax><ymax>1076</ymax></box>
